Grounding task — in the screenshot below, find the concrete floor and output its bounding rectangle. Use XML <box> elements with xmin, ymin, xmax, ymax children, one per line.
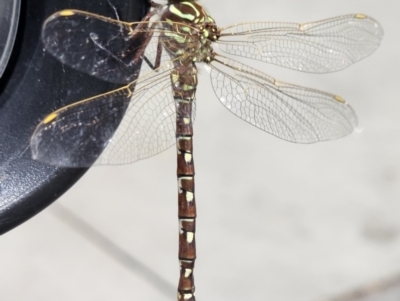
<box><xmin>1</xmin><ymin>0</ymin><xmax>400</xmax><ymax>300</ymax></box>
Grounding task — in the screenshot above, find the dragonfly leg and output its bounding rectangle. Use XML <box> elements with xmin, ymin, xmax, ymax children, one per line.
<box><xmin>132</xmin><ymin>21</ymin><xmax>161</xmax><ymax>66</ymax></box>
<box><xmin>142</xmin><ymin>36</ymin><xmax>163</xmax><ymax>70</ymax></box>
<box><xmin>132</xmin><ymin>6</ymin><xmax>158</xmax><ymax>32</ymax></box>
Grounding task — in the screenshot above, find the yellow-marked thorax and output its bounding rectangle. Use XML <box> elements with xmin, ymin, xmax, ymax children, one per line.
<box><xmin>159</xmin><ymin>1</ymin><xmax>220</xmax><ymax>62</ymax></box>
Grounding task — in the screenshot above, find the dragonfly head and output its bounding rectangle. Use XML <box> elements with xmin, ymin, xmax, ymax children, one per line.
<box><xmin>159</xmin><ymin>2</ymin><xmax>220</xmax><ymax>62</ymax></box>
<box><xmin>160</xmin><ymin>1</ymin><xmax>219</xmax><ymax>35</ymax></box>
<box><xmin>198</xmin><ymin>23</ymin><xmax>221</xmax><ymax>43</ymax></box>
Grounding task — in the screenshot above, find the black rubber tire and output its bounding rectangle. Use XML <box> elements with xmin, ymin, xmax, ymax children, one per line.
<box><xmin>0</xmin><ymin>0</ymin><xmax>149</xmax><ymax>235</ymax></box>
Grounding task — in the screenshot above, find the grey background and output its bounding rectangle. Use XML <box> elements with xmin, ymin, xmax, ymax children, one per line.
<box><xmin>1</xmin><ymin>0</ymin><xmax>399</xmax><ymax>300</ymax></box>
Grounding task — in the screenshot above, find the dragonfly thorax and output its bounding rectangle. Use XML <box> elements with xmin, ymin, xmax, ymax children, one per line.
<box><xmin>159</xmin><ymin>1</ymin><xmax>220</xmax><ymax>62</ymax></box>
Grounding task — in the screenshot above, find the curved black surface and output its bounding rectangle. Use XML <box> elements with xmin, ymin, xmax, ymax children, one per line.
<box><xmin>0</xmin><ymin>0</ymin><xmax>150</xmax><ymax>235</ymax></box>
<box><xmin>0</xmin><ymin>0</ymin><xmax>20</xmax><ymax>78</ymax></box>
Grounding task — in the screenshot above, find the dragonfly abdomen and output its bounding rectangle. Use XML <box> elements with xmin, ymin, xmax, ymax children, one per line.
<box><xmin>172</xmin><ymin>61</ymin><xmax>197</xmax><ymax>301</ymax></box>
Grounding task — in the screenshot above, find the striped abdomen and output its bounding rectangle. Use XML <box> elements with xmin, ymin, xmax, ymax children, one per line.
<box><xmin>172</xmin><ymin>61</ymin><xmax>197</xmax><ymax>301</ymax></box>
<box><xmin>160</xmin><ymin>1</ymin><xmax>218</xmax><ymax>300</ymax></box>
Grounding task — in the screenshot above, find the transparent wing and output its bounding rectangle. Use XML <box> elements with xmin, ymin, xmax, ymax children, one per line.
<box><xmin>94</xmin><ymin>62</ymin><xmax>176</xmax><ymax>166</ymax></box>
<box><xmin>32</xmin><ymin>8</ymin><xmax>203</xmax><ymax>167</ymax></box>
<box><xmin>31</xmin><ymin>31</ymin><xmax>195</xmax><ymax>167</ymax></box>
<box><xmin>210</xmin><ymin>55</ymin><xmax>357</xmax><ymax>143</ymax></box>
<box><xmin>41</xmin><ymin>9</ymin><xmax>199</xmax><ymax>84</ymax></box>
<box><xmin>31</xmin><ymin>86</ymin><xmax>132</xmax><ymax>167</ymax></box>
<box><xmin>97</xmin><ymin>47</ymin><xmax>198</xmax><ymax>165</ymax></box>
<box><xmin>42</xmin><ymin>9</ymin><xmax>144</xmax><ymax>84</ymax></box>
<box><xmin>217</xmin><ymin>14</ymin><xmax>383</xmax><ymax>73</ymax></box>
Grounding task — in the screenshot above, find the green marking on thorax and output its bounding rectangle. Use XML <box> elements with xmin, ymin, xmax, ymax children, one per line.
<box><xmin>164</xmin><ymin>31</ymin><xmax>187</xmax><ymax>44</ymax></box>
<box><xmin>169</xmin><ymin>4</ymin><xmax>195</xmax><ymax>21</ymax></box>
<box><xmin>181</xmin><ymin>26</ymin><xmax>192</xmax><ymax>33</ymax></box>
<box><xmin>181</xmin><ymin>2</ymin><xmax>200</xmax><ymax>17</ymax></box>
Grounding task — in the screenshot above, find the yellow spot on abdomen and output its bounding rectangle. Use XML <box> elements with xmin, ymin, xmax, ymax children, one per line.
<box><xmin>59</xmin><ymin>10</ymin><xmax>75</xmax><ymax>17</ymax></box>
<box><xmin>183</xmin><ymin>84</ymin><xmax>194</xmax><ymax>91</ymax></box>
<box><xmin>186</xmin><ymin>191</ymin><xmax>194</xmax><ymax>202</ymax></box>
<box><xmin>184</xmin><ymin>153</ymin><xmax>192</xmax><ymax>163</ymax></box>
<box><xmin>178</xmin><ymin>293</ymin><xmax>194</xmax><ymax>300</ymax></box>
<box><xmin>184</xmin><ymin>269</ymin><xmax>192</xmax><ymax>278</ymax></box>
<box><xmin>43</xmin><ymin>112</ymin><xmax>58</xmax><ymax>124</ymax></box>
<box><xmin>186</xmin><ymin>232</ymin><xmax>194</xmax><ymax>243</ymax></box>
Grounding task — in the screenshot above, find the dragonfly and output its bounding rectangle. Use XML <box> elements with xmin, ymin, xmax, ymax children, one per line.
<box><xmin>30</xmin><ymin>1</ymin><xmax>383</xmax><ymax>300</ymax></box>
